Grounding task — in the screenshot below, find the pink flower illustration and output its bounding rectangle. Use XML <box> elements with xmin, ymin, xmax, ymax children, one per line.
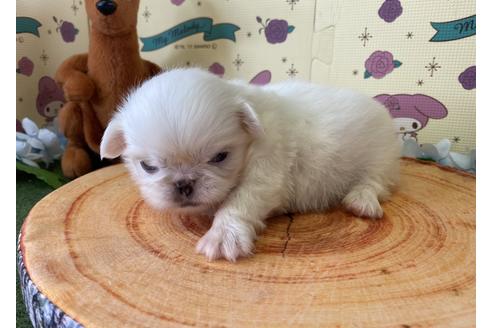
<box><xmin>364</xmin><ymin>51</ymin><xmax>402</xmax><ymax>79</ymax></box>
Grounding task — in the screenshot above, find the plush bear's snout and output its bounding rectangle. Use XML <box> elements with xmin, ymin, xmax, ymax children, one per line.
<box><xmin>96</xmin><ymin>0</ymin><xmax>117</xmax><ymax>16</ymax></box>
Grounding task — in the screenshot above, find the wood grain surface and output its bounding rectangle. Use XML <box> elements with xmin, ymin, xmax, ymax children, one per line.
<box><xmin>20</xmin><ymin>159</ymin><xmax>476</xmax><ymax>327</ymax></box>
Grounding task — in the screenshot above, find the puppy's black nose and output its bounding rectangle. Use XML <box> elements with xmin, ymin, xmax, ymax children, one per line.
<box><xmin>96</xmin><ymin>0</ymin><xmax>117</xmax><ymax>16</ymax></box>
<box><xmin>175</xmin><ymin>180</ymin><xmax>194</xmax><ymax>197</ymax></box>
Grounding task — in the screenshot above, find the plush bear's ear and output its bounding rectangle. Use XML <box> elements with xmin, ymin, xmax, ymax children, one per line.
<box><xmin>100</xmin><ymin>117</ymin><xmax>126</xmax><ymax>159</ymax></box>
<box><xmin>238</xmin><ymin>102</ymin><xmax>264</xmax><ymax>138</ymax></box>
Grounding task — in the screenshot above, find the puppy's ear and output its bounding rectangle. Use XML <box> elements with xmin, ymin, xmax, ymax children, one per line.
<box><xmin>238</xmin><ymin>102</ymin><xmax>264</xmax><ymax>137</ymax></box>
<box><xmin>100</xmin><ymin>117</ymin><xmax>126</xmax><ymax>159</ymax></box>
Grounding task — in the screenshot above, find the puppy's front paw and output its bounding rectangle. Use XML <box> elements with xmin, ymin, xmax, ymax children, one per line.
<box><xmin>196</xmin><ymin>222</ymin><xmax>255</xmax><ymax>262</ymax></box>
<box><xmin>343</xmin><ymin>188</ymin><xmax>383</xmax><ymax>219</ymax></box>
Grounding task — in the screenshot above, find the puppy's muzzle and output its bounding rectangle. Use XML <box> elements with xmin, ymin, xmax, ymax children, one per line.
<box><xmin>175</xmin><ymin>179</ymin><xmax>195</xmax><ymax>198</ymax></box>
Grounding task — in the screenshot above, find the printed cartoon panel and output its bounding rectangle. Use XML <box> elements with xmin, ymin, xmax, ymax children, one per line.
<box><xmin>16</xmin><ymin>0</ymin><xmax>90</xmax><ymax>128</ymax></box>
<box><xmin>374</xmin><ymin>94</ymin><xmax>448</xmax><ymax>143</ymax></box>
<box><xmin>313</xmin><ymin>0</ymin><xmax>475</xmax><ymax>153</ymax></box>
<box><xmin>16</xmin><ymin>0</ymin><xmax>475</xmax><ymax>155</ymax></box>
<box><xmin>137</xmin><ymin>0</ymin><xmax>316</xmax><ymax>83</ymax></box>
<box><xmin>16</xmin><ymin>0</ymin><xmax>316</xmax><ymax>128</ymax></box>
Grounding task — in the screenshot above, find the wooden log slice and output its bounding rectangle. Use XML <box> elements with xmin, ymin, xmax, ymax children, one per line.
<box><xmin>19</xmin><ymin>159</ymin><xmax>476</xmax><ymax>327</ymax></box>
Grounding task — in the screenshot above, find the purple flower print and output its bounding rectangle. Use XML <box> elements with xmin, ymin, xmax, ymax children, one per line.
<box><xmin>365</xmin><ymin>51</ymin><xmax>394</xmax><ymax>78</ymax></box>
<box><xmin>60</xmin><ymin>22</ymin><xmax>78</xmax><ymax>42</ymax></box>
<box><xmin>364</xmin><ymin>51</ymin><xmax>402</xmax><ymax>79</ymax></box>
<box><xmin>53</xmin><ymin>17</ymin><xmax>78</xmax><ymax>43</ymax></box>
<box><xmin>208</xmin><ymin>62</ymin><xmax>225</xmax><ymax>77</ymax></box>
<box><xmin>378</xmin><ymin>0</ymin><xmax>403</xmax><ymax>23</ymax></box>
<box><xmin>257</xmin><ymin>16</ymin><xmax>295</xmax><ymax>44</ymax></box>
<box><xmin>265</xmin><ymin>19</ymin><xmax>289</xmax><ymax>43</ymax></box>
<box><xmin>458</xmin><ymin>66</ymin><xmax>476</xmax><ymax>90</ymax></box>
<box><xmin>17</xmin><ymin>57</ymin><xmax>34</xmax><ymax>76</ymax></box>
<box><xmin>171</xmin><ymin>0</ymin><xmax>185</xmax><ymax>6</ymax></box>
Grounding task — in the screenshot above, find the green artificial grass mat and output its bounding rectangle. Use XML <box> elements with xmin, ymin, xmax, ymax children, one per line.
<box><xmin>16</xmin><ymin>171</ymin><xmax>55</xmax><ymax>328</ymax></box>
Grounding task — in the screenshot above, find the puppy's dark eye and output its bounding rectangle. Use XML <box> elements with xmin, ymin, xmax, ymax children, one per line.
<box><xmin>209</xmin><ymin>152</ymin><xmax>228</xmax><ymax>163</ymax></box>
<box><xmin>140</xmin><ymin>161</ymin><xmax>158</xmax><ymax>174</ymax></box>
<box><xmin>412</xmin><ymin>122</ymin><xmax>418</xmax><ymax>129</ymax></box>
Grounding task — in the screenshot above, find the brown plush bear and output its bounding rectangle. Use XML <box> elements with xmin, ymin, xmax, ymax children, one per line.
<box><xmin>55</xmin><ymin>0</ymin><xmax>160</xmax><ymax>178</ymax></box>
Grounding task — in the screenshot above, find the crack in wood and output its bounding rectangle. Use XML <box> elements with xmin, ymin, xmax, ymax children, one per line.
<box><xmin>281</xmin><ymin>214</ymin><xmax>294</xmax><ymax>257</ymax></box>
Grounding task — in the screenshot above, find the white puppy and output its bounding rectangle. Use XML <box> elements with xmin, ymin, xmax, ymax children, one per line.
<box><xmin>100</xmin><ymin>68</ymin><xmax>400</xmax><ymax>262</ymax></box>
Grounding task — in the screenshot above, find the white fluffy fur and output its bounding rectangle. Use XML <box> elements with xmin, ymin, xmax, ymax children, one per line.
<box><xmin>100</xmin><ymin>68</ymin><xmax>400</xmax><ymax>262</ymax></box>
